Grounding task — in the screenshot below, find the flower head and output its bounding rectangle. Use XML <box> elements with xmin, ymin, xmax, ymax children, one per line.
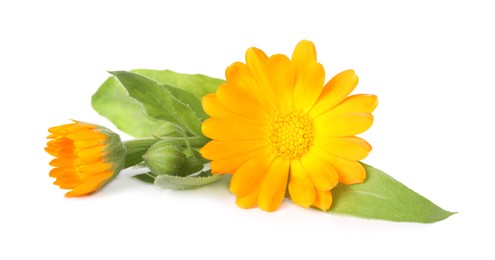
<box><xmin>200</xmin><ymin>40</ymin><xmax>378</xmax><ymax>211</ymax></box>
<box><xmin>45</xmin><ymin>121</ymin><xmax>126</xmax><ymax>197</ymax></box>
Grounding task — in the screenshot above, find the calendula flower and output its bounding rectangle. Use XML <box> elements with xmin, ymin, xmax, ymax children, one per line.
<box><xmin>45</xmin><ymin>121</ymin><xmax>126</xmax><ymax>197</ymax></box>
<box><xmin>200</xmin><ymin>40</ymin><xmax>378</xmax><ymax>211</ymax></box>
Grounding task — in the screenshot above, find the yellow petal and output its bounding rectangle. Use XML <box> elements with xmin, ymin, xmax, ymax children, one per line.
<box><xmin>236</xmin><ymin>184</ymin><xmax>262</xmax><ymax>209</ymax></box>
<box><xmin>267</xmin><ymin>54</ymin><xmax>294</xmax><ymax>111</ymax></box>
<box><xmin>76</xmin><ymin>146</ymin><xmax>104</xmax><ymax>163</ymax></box>
<box><xmin>77</xmin><ymin>162</ymin><xmax>111</xmax><ymax>176</ymax></box>
<box><xmin>202</xmin><ymin>117</ymin><xmax>265</xmax><ymax>141</ymax></box>
<box><xmin>215</xmin><ymin>82</ymin><xmax>269</xmax><ymax>122</ymax></box>
<box><xmin>225</xmin><ymin>62</ymin><xmax>260</xmax><ymax>100</ymax></box>
<box><xmin>210</xmin><ymin>148</ymin><xmax>263</xmax><ymax>174</ymax></box>
<box><xmin>67</xmin><ymin>130</ymin><xmax>106</xmax><ymax>141</ymax></box>
<box><xmin>202</xmin><ymin>94</ymin><xmax>232</xmax><ymax>118</ymax></box>
<box><xmin>257</xmin><ymin>158</ymin><xmax>290</xmax><ymax>212</ymax></box>
<box><xmin>293</xmin><ymin>62</ymin><xmax>325</xmax><ymax>113</ymax></box>
<box><xmin>245</xmin><ymin>47</ymin><xmax>279</xmax><ymax>112</ymax></box>
<box><xmin>299</xmin><ymin>152</ymin><xmax>339</xmax><ymax>190</ymax></box>
<box><xmin>311</xmin><ymin>146</ymin><xmax>366</xmax><ymax>184</ymax></box>
<box><xmin>73</xmin><ymin>138</ymin><xmax>104</xmax><ymax>150</ymax></box>
<box><xmin>48</xmin><ymin>121</ymin><xmax>94</xmax><ymax>135</ymax></box>
<box><xmin>230</xmin><ymin>151</ymin><xmax>275</xmax><ymax>196</ymax></box>
<box><xmin>313</xmin><ymin>136</ymin><xmax>372</xmax><ymax>161</ymax></box>
<box><xmin>310</xmin><ymin>70</ymin><xmax>359</xmax><ymax>118</ymax></box>
<box><xmin>314</xmin><ymin>112</ymin><xmax>374</xmax><ymax>137</ymax></box>
<box><xmin>288</xmin><ymin>160</ymin><xmax>316</xmax><ymax>208</ymax></box>
<box><xmin>326</xmin><ymin>94</ymin><xmax>378</xmax><ymax>116</ymax></box>
<box><xmin>313</xmin><ymin>189</ymin><xmax>333</xmax><ymax>211</ymax></box>
<box><xmin>200</xmin><ymin>140</ymin><xmax>265</xmax><ymax>160</ymax></box>
<box><xmin>65</xmin><ymin>123</ymin><xmax>96</xmax><ymax>134</ymax></box>
<box><xmin>291</xmin><ymin>40</ymin><xmax>317</xmax><ymax>82</ymax></box>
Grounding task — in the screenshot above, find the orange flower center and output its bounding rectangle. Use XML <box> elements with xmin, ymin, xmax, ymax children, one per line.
<box><xmin>267</xmin><ymin>112</ymin><xmax>313</xmax><ymax>160</ymax></box>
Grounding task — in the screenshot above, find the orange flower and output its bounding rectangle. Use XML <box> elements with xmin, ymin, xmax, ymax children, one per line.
<box><xmin>45</xmin><ymin>121</ymin><xmax>126</xmax><ymax>197</ymax></box>
<box><xmin>200</xmin><ymin>40</ymin><xmax>377</xmax><ymax>211</ymax></box>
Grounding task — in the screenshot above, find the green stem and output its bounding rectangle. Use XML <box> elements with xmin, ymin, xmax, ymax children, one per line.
<box><xmin>123</xmin><ymin>138</ymin><xmax>158</xmax><ymax>168</ymax></box>
<box><xmin>122</xmin><ymin>135</ymin><xmax>209</xmax><ymax>169</ymax></box>
<box><xmin>151</xmin><ymin>135</ymin><xmax>208</xmax><ymax>149</ymax></box>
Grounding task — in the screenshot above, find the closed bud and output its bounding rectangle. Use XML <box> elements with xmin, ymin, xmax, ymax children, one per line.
<box><xmin>143</xmin><ymin>140</ymin><xmax>185</xmax><ymax>176</ymax></box>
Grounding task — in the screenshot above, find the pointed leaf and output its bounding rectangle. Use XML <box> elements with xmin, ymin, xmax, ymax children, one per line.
<box><xmin>91</xmin><ymin>77</ymin><xmax>159</xmax><ymax>137</ymax></box>
<box><xmin>154</xmin><ymin>170</ymin><xmax>222</xmax><ymax>190</ymax></box>
<box><xmin>330</xmin><ymin>164</ymin><xmax>455</xmax><ymax>223</ymax></box>
<box><xmin>133</xmin><ymin>173</ymin><xmax>156</xmax><ymax>184</ymax></box>
<box><xmin>110</xmin><ymin>71</ymin><xmax>204</xmax><ymax>137</ymax></box>
<box><xmin>132</xmin><ymin>69</ymin><xmax>224</xmax><ymax>99</ymax></box>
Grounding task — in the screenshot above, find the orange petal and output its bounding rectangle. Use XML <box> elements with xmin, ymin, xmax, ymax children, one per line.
<box><xmin>73</xmin><ymin>138</ymin><xmax>105</xmax><ymax>150</ymax></box>
<box><xmin>314</xmin><ymin>112</ymin><xmax>374</xmax><ymax>137</ymax></box>
<box><xmin>49</xmin><ymin>167</ymin><xmax>75</xmax><ymax>178</ymax></box>
<box><xmin>236</xmin><ymin>184</ymin><xmax>262</xmax><ymax>209</ymax></box>
<box><xmin>202</xmin><ymin>94</ymin><xmax>234</xmax><ymax>118</ymax></box>
<box><xmin>210</xmin><ymin>148</ymin><xmax>263</xmax><ymax>174</ymax></box>
<box><xmin>67</xmin><ymin>130</ymin><xmax>105</xmax><ymax>141</ymax></box>
<box><xmin>225</xmin><ymin>62</ymin><xmax>259</xmax><ymax>100</ymax></box>
<box><xmin>200</xmin><ymin>140</ymin><xmax>266</xmax><ymax>160</ymax></box>
<box><xmin>215</xmin><ymin>82</ymin><xmax>269</xmax><ymax>122</ymax></box>
<box><xmin>288</xmin><ymin>160</ymin><xmax>316</xmax><ymax>208</ymax></box>
<box><xmin>291</xmin><ymin>40</ymin><xmax>317</xmax><ymax>82</ymax></box>
<box><xmin>257</xmin><ymin>158</ymin><xmax>290</xmax><ymax>212</ymax></box>
<box><xmin>325</xmin><ymin>94</ymin><xmax>378</xmax><ymax>117</ymax></box>
<box><xmin>293</xmin><ymin>62</ymin><xmax>325</xmax><ymax>113</ymax></box>
<box><xmin>54</xmin><ymin>179</ymin><xmax>79</xmax><ymax>189</ymax></box>
<box><xmin>76</xmin><ymin>146</ymin><xmax>104</xmax><ymax>163</ymax></box>
<box><xmin>313</xmin><ymin>136</ymin><xmax>372</xmax><ymax>161</ymax></box>
<box><xmin>267</xmin><ymin>54</ymin><xmax>294</xmax><ymax>111</ymax></box>
<box><xmin>65</xmin><ymin>175</ymin><xmax>110</xmax><ymax>197</ymax></box>
<box><xmin>313</xmin><ymin>189</ymin><xmax>333</xmax><ymax>211</ymax></box>
<box><xmin>77</xmin><ymin>162</ymin><xmax>111</xmax><ymax>176</ymax></box>
<box><xmin>44</xmin><ymin>146</ymin><xmax>59</xmax><ymax>157</ymax></box>
<box><xmin>49</xmin><ymin>158</ymin><xmax>74</xmax><ymax>168</ymax></box>
<box><xmin>245</xmin><ymin>47</ymin><xmax>279</xmax><ymax>112</ymax></box>
<box><xmin>311</xmin><ymin>146</ymin><xmax>366</xmax><ymax>185</ymax></box>
<box><xmin>202</xmin><ymin>117</ymin><xmax>265</xmax><ymax>141</ymax></box>
<box><xmin>299</xmin><ymin>152</ymin><xmax>339</xmax><ymax>190</ymax></box>
<box><xmin>310</xmin><ymin>70</ymin><xmax>359</xmax><ymax>118</ymax></box>
<box><xmin>48</xmin><ymin>123</ymin><xmax>77</xmax><ymax>134</ymax></box>
<box><xmin>230</xmin><ymin>151</ymin><xmax>275</xmax><ymax>197</ymax></box>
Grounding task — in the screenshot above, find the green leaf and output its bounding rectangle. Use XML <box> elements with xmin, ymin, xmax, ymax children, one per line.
<box><xmin>331</xmin><ymin>164</ymin><xmax>455</xmax><ymax>223</ymax></box>
<box><xmin>154</xmin><ymin>170</ymin><xmax>222</xmax><ymax>190</ymax></box>
<box><xmin>132</xmin><ymin>69</ymin><xmax>225</xmax><ymax>122</ymax></box>
<box><xmin>132</xmin><ymin>69</ymin><xmax>224</xmax><ymax>99</ymax></box>
<box><xmin>91</xmin><ymin>77</ymin><xmax>160</xmax><ymax>137</ymax></box>
<box><xmin>110</xmin><ymin>71</ymin><xmax>205</xmax><ymax>138</ymax></box>
<box><xmin>133</xmin><ymin>173</ymin><xmax>156</xmax><ymax>184</ymax></box>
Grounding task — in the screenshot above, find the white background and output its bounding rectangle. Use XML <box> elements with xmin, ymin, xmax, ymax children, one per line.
<box><xmin>1</xmin><ymin>0</ymin><xmax>494</xmax><ymax>259</ymax></box>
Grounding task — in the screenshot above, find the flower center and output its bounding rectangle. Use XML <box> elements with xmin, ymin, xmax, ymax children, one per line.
<box><xmin>267</xmin><ymin>112</ymin><xmax>313</xmax><ymax>160</ymax></box>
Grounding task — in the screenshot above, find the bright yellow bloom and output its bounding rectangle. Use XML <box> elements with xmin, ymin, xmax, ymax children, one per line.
<box><xmin>45</xmin><ymin>121</ymin><xmax>126</xmax><ymax>197</ymax></box>
<box><xmin>200</xmin><ymin>40</ymin><xmax>378</xmax><ymax>211</ymax></box>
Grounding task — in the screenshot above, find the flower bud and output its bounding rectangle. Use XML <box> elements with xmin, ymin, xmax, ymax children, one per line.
<box><xmin>143</xmin><ymin>140</ymin><xmax>185</xmax><ymax>176</ymax></box>
<box><xmin>45</xmin><ymin>120</ymin><xmax>126</xmax><ymax>197</ymax></box>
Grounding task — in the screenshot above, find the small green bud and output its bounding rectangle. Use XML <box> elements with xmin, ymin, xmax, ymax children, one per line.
<box><xmin>143</xmin><ymin>140</ymin><xmax>185</xmax><ymax>176</ymax></box>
